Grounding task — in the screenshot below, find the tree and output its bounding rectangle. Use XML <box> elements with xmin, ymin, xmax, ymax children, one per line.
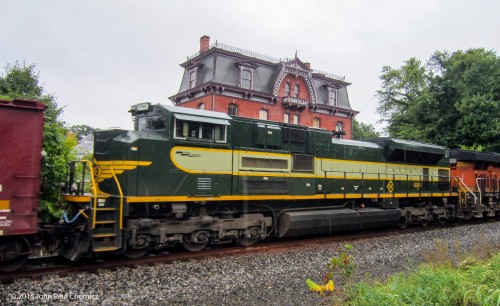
<box><xmin>352</xmin><ymin>119</ymin><xmax>380</xmax><ymax>140</ymax></box>
<box><xmin>70</xmin><ymin>124</ymin><xmax>96</xmax><ymax>140</ymax></box>
<box><xmin>0</xmin><ymin>61</ymin><xmax>77</xmax><ymax>222</ymax></box>
<box><xmin>376</xmin><ymin>49</ymin><xmax>500</xmax><ymax>152</ymax></box>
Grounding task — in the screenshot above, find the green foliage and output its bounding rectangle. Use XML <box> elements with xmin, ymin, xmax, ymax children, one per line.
<box><xmin>352</xmin><ymin>119</ymin><xmax>380</xmax><ymax>140</ymax></box>
<box><xmin>1</xmin><ymin>61</ymin><xmax>77</xmax><ymax>223</ymax></box>
<box><xmin>376</xmin><ymin>48</ymin><xmax>500</xmax><ymax>152</ymax></box>
<box><xmin>70</xmin><ymin>124</ymin><xmax>96</xmax><ymax>140</ymax></box>
<box><xmin>325</xmin><ymin>243</ymin><xmax>356</xmax><ymax>282</ymax></box>
<box><xmin>463</xmin><ymin>285</ymin><xmax>500</xmax><ymax>306</ymax></box>
<box><xmin>345</xmin><ymin>240</ymin><xmax>500</xmax><ymax>306</ymax></box>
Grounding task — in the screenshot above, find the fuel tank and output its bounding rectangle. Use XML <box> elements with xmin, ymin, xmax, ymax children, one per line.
<box><xmin>278</xmin><ymin>208</ymin><xmax>401</xmax><ymax>238</ymax></box>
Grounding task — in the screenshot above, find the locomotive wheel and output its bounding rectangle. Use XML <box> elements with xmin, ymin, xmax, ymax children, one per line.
<box><xmin>0</xmin><ymin>239</ymin><xmax>29</xmax><ymax>272</ymax></box>
<box><xmin>182</xmin><ymin>232</ymin><xmax>209</xmax><ymax>252</ymax></box>
<box><xmin>123</xmin><ymin>247</ymin><xmax>149</xmax><ymax>259</ymax></box>
<box><xmin>462</xmin><ymin>211</ymin><xmax>473</xmax><ymax>221</ymax></box>
<box><xmin>237</xmin><ymin>236</ymin><xmax>259</xmax><ymax>247</ymax></box>
<box><xmin>420</xmin><ymin>219</ymin><xmax>429</xmax><ymax>227</ymax></box>
<box><xmin>438</xmin><ymin>216</ymin><xmax>447</xmax><ymax>225</ymax></box>
<box><xmin>237</xmin><ymin>227</ymin><xmax>261</xmax><ymax>246</ymax></box>
<box><xmin>398</xmin><ymin>216</ymin><xmax>408</xmax><ymax>229</ymax></box>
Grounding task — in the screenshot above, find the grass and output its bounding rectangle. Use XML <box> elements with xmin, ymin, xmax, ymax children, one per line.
<box><xmin>341</xmin><ymin>232</ymin><xmax>500</xmax><ymax>305</ymax></box>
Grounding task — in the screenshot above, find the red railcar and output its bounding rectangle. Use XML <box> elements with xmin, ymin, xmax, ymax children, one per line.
<box><xmin>450</xmin><ymin>149</ymin><xmax>500</xmax><ymax>217</ymax></box>
<box><xmin>0</xmin><ymin>98</ymin><xmax>45</xmax><ymax>271</ymax></box>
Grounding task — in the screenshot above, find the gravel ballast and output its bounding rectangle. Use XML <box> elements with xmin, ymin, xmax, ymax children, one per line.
<box><xmin>1</xmin><ymin>221</ymin><xmax>499</xmax><ymax>305</ymax></box>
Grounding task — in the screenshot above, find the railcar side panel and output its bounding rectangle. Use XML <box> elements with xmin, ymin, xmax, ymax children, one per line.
<box><xmin>0</xmin><ymin>99</ymin><xmax>45</xmax><ymax>236</ymax></box>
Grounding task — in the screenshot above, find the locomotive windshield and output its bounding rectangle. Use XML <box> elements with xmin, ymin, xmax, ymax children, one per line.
<box><xmin>174</xmin><ymin>118</ymin><xmax>226</xmax><ymax>142</ymax></box>
<box><xmin>138</xmin><ymin>115</ymin><xmax>166</xmax><ymax>131</ymax></box>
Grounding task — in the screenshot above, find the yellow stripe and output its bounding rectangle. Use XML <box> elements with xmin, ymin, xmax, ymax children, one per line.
<box><xmin>126</xmin><ymin>192</ymin><xmax>457</xmax><ymax>203</ymax></box>
<box><xmin>97</xmin><ymin>160</ymin><xmax>152</xmax><ymax>167</ymax></box>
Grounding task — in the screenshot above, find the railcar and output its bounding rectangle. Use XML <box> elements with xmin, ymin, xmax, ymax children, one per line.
<box><xmin>59</xmin><ymin>103</ymin><xmax>481</xmax><ymax>260</ymax></box>
<box><xmin>0</xmin><ymin>99</ymin><xmax>46</xmax><ymax>271</ymax></box>
<box><xmin>450</xmin><ymin>149</ymin><xmax>500</xmax><ymax>218</ymax></box>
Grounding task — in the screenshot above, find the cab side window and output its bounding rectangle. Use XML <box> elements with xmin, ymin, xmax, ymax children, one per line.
<box><xmin>175</xmin><ymin>119</ymin><xmax>226</xmax><ymax>142</ymax></box>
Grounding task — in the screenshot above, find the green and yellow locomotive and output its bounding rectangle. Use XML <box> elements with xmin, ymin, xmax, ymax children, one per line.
<box><xmin>61</xmin><ymin>103</ymin><xmax>458</xmax><ymax>259</ymax></box>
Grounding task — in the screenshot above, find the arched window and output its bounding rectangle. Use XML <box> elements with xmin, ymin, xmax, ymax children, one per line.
<box><xmin>283</xmin><ymin>113</ymin><xmax>289</xmax><ymax>123</ymax></box>
<box><xmin>197</xmin><ymin>103</ymin><xmax>205</xmax><ymax>110</ymax></box>
<box><xmin>228</xmin><ymin>103</ymin><xmax>238</xmax><ymax>116</ymax></box>
<box><xmin>294</xmin><ymin>84</ymin><xmax>300</xmax><ymax>98</ymax></box>
<box><xmin>336</xmin><ymin>121</ymin><xmax>344</xmax><ymax>139</ymax></box>
<box><xmin>241</xmin><ymin>69</ymin><xmax>253</xmax><ymax>89</ymax></box>
<box><xmin>259</xmin><ymin>109</ymin><xmax>268</xmax><ymax>120</ymax></box>
<box><xmin>313</xmin><ymin>118</ymin><xmax>320</xmax><ymax>128</ymax></box>
<box><xmin>293</xmin><ymin>114</ymin><xmax>299</xmax><ymax>124</ymax></box>
<box><xmin>189</xmin><ymin>70</ymin><xmax>197</xmax><ymax>89</ymax></box>
<box><xmin>285</xmin><ymin>82</ymin><xmax>290</xmax><ymax>96</ymax></box>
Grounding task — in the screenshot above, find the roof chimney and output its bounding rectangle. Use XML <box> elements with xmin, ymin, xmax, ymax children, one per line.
<box><xmin>200</xmin><ymin>35</ymin><xmax>210</xmax><ymax>53</ymax></box>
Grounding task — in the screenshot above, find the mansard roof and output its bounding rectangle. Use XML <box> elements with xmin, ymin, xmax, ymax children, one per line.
<box><xmin>171</xmin><ymin>41</ymin><xmax>356</xmax><ymax>112</ymax></box>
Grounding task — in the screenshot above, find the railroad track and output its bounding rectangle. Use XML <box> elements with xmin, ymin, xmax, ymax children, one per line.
<box><xmin>1</xmin><ymin>219</ymin><xmax>497</xmax><ymax>283</ymax></box>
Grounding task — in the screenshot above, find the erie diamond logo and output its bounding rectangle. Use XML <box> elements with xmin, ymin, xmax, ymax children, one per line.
<box><xmin>386</xmin><ymin>180</ymin><xmax>394</xmax><ymax>193</ymax></box>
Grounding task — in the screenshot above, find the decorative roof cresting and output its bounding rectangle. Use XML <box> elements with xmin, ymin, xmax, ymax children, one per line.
<box><xmin>187</xmin><ymin>41</ymin><xmax>345</xmax><ymax>82</ymax></box>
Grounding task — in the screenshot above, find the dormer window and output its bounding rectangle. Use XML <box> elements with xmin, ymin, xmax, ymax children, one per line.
<box><xmin>235</xmin><ymin>61</ymin><xmax>257</xmax><ymax>90</ymax></box>
<box><xmin>241</xmin><ymin>69</ymin><xmax>253</xmax><ymax>89</ymax></box>
<box><xmin>189</xmin><ymin>70</ymin><xmax>197</xmax><ymax>89</ymax></box>
<box><xmin>328</xmin><ymin>87</ymin><xmax>338</xmax><ymax>106</ymax></box>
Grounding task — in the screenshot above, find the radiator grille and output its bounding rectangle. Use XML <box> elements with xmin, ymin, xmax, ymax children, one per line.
<box><xmin>197</xmin><ymin>178</ymin><xmax>212</xmax><ymax>190</ymax></box>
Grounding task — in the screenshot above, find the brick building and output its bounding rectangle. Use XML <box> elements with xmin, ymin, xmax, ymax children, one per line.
<box><xmin>169</xmin><ymin>36</ymin><xmax>358</xmax><ymax>139</ymax></box>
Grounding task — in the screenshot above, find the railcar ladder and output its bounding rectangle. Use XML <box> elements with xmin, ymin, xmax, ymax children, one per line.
<box><xmin>454</xmin><ymin>177</ymin><xmax>478</xmax><ymax>213</ymax></box>
<box><xmin>85</xmin><ymin>162</ymin><xmax>124</xmax><ymax>253</ymax></box>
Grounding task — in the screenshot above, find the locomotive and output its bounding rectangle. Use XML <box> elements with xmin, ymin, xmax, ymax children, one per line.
<box><xmin>58</xmin><ymin>102</ymin><xmax>500</xmax><ymax>261</ymax></box>
<box><xmin>1</xmin><ymin>100</ymin><xmax>499</xmax><ymax>271</ymax></box>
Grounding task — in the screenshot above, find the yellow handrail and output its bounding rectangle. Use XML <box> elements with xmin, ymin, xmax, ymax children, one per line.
<box><xmin>453</xmin><ymin>177</ymin><xmax>477</xmax><ymax>209</ymax></box>
<box><xmin>78</xmin><ymin>159</ymin><xmax>99</xmax><ymax>228</ymax></box>
<box><xmin>110</xmin><ymin>168</ymin><xmax>124</xmax><ymax>230</ymax></box>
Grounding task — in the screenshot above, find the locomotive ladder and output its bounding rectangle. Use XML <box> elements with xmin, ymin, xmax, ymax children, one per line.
<box><xmin>453</xmin><ymin>177</ymin><xmax>478</xmax><ymax>213</ymax></box>
<box><xmin>88</xmin><ymin>162</ymin><xmax>124</xmax><ymax>253</ymax></box>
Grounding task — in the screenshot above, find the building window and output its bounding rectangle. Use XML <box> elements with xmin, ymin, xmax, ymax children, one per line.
<box><xmin>189</xmin><ymin>70</ymin><xmax>197</xmax><ymax>89</ymax></box>
<box><xmin>228</xmin><ymin>103</ymin><xmax>238</xmax><ymax>116</ymax></box>
<box><xmin>294</xmin><ymin>84</ymin><xmax>299</xmax><ymax>98</ymax></box>
<box><xmin>197</xmin><ymin>103</ymin><xmax>205</xmax><ymax>110</ymax></box>
<box><xmin>285</xmin><ymin>82</ymin><xmax>290</xmax><ymax>96</ymax></box>
<box><xmin>328</xmin><ymin>88</ymin><xmax>338</xmax><ymax>106</ymax></box>
<box><xmin>336</xmin><ymin>121</ymin><xmax>344</xmax><ymax>139</ymax></box>
<box><xmin>259</xmin><ymin>109</ymin><xmax>268</xmax><ymax>120</ymax></box>
<box><xmin>313</xmin><ymin>118</ymin><xmax>320</xmax><ymax>128</ymax></box>
<box><xmin>293</xmin><ymin>114</ymin><xmax>299</xmax><ymax>124</ymax></box>
<box><xmin>241</xmin><ymin>69</ymin><xmax>253</xmax><ymax>89</ymax></box>
<box><xmin>283</xmin><ymin>113</ymin><xmax>289</xmax><ymax>123</ymax></box>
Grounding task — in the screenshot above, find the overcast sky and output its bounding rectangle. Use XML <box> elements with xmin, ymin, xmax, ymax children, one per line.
<box><xmin>1</xmin><ymin>0</ymin><xmax>499</xmax><ymax>131</ymax></box>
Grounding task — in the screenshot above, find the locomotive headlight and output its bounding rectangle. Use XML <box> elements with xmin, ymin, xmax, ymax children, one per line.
<box><xmin>136</xmin><ymin>102</ymin><xmax>151</xmax><ymax>112</ymax></box>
